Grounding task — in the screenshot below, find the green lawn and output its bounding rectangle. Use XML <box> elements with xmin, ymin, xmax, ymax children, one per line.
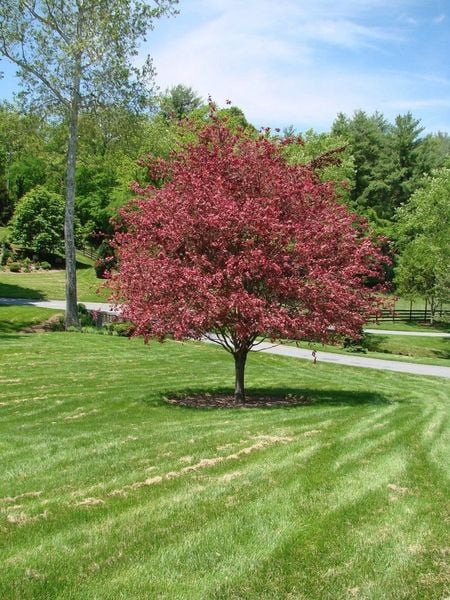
<box><xmin>0</xmin><ymin>305</ymin><xmax>63</xmax><ymax>333</ymax></box>
<box><xmin>363</xmin><ymin>333</ymin><xmax>450</xmax><ymax>362</ymax></box>
<box><xmin>0</xmin><ymin>254</ymin><xmax>109</xmax><ymax>302</ymax></box>
<box><xmin>387</xmin><ymin>295</ymin><xmax>450</xmax><ymax>311</ymax></box>
<box><xmin>1</xmin><ymin>329</ymin><xmax>449</xmax><ymax>599</ymax></box>
<box><xmin>367</xmin><ymin>321</ymin><xmax>450</xmax><ymax>333</ymax></box>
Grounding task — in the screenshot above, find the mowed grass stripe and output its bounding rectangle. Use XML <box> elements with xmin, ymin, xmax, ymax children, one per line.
<box><xmin>1</xmin><ymin>332</ymin><xmax>449</xmax><ymax>599</ymax></box>
<box><xmin>1</xmin><ymin>445</ymin><xmax>413</xmax><ymax>598</ymax></box>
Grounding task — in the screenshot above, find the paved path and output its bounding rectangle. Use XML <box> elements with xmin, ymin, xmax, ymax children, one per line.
<box><xmin>252</xmin><ymin>341</ymin><xmax>450</xmax><ymax>379</ymax></box>
<box><xmin>0</xmin><ymin>297</ymin><xmax>119</xmax><ymax>314</ymax></box>
<box><xmin>2</xmin><ymin>298</ymin><xmax>449</xmax><ymax>379</ymax></box>
<box><xmin>364</xmin><ymin>328</ymin><xmax>450</xmax><ymax>338</ymax></box>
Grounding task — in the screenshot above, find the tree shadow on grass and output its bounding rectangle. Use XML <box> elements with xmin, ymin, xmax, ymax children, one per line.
<box><xmin>155</xmin><ymin>385</ymin><xmax>391</xmax><ymax>410</ymax></box>
<box><xmin>75</xmin><ymin>257</ymin><xmax>94</xmax><ymax>270</ymax></box>
<box><xmin>0</xmin><ymin>307</ymin><xmax>60</xmax><ymax>335</ymax></box>
<box><xmin>0</xmin><ymin>328</ymin><xmax>27</xmax><ymax>338</ymax></box>
<box><xmin>0</xmin><ymin>282</ymin><xmax>46</xmax><ymax>300</ymax></box>
<box><xmin>363</xmin><ymin>334</ymin><xmax>389</xmax><ymax>353</ymax></box>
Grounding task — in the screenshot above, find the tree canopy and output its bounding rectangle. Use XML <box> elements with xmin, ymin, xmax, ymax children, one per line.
<box><xmin>395</xmin><ymin>167</ymin><xmax>450</xmax><ymax>320</ymax></box>
<box><xmin>111</xmin><ymin>118</ymin><xmax>387</xmax><ymax>402</ymax></box>
<box><xmin>159</xmin><ymin>84</ymin><xmax>203</xmax><ymax>120</ymax></box>
<box><xmin>332</xmin><ymin>110</ymin><xmax>441</xmax><ymax>227</ymax></box>
<box><xmin>10</xmin><ymin>186</ymin><xmax>65</xmax><ymax>256</ymax></box>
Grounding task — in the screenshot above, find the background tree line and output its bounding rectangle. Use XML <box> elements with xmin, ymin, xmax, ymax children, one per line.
<box><xmin>1</xmin><ymin>86</ymin><xmax>449</xmax><ymax>311</ymax></box>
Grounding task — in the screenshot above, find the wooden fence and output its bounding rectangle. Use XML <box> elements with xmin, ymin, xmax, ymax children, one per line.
<box><xmin>372</xmin><ymin>308</ymin><xmax>450</xmax><ymax>322</ymax></box>
<box><xmin>78</xmin><ymin>246</ymin><xmax>97</xmax><ymax>261</ymax></box>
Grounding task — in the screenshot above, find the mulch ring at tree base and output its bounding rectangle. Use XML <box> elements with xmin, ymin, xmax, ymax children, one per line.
<box><xmin>164</xmin><ymin>393</ymin><xmax>313</xmax><ymax>409</ymax></box>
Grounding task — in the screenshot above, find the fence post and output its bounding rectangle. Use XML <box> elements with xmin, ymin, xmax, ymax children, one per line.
<box><xmin>409</xmin><ymin>299</ymin><xmax>413</xmax><ymax>322</ymax></box>
<box><xmin>424</xmin><ymin>298</ymin><xmax>428</xmax><ymax>323</ymax></box>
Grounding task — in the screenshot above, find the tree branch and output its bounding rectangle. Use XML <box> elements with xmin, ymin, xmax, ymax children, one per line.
<box><xmin>22</xmin><ymin>0</ymin><xmax>69</xmax><ymax>44</ymax></box>
<box><xmin>204</xmin><ymin>331</ymin><xmax>236</xmax><ymax>354</ymax></box>
<box><xmin>250</xmin><ymin>336</ymin><xmax>268</xmax><ymax>347</ymax></box>
<box><xmin>0</xmin><ymin>42</ymin><xmax>69</xmax><ymax>108</ymax></box>
<box><xmin>42</xmin><ymin>0</ymin><xmax>71</xmax><ymax>44</ymax></box>
<box><xmin>251</xmin><ymin>343</ymin><xmax>281</xmax><ymax>353</ymax></box>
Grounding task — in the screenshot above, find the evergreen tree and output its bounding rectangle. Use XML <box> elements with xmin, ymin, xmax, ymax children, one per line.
<box><xmin>388</xmin><ymin>112</ymin><xmax>425</xmax><ymax>209</ymax></box>
<box><xmin>159</xmin><ymin>84</ymin><xmax>203</xmax><ymax>120</ymax></box>
<box><xmin>332</xmin><ymin>110</ymin><xmax>392</xmax><ymax>219</ymax></box>
<box><xmin>332</xmin><ymin>110</ymin><xmax>437</xmax><ymax>224</ymax></box>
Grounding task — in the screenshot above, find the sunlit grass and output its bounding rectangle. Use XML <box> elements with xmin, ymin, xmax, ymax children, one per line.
<box><xmin>1</xmin><ymin>330</ymin><xmax>449</xmax><ymax>599</ymax></box>
<box><xmin>0</xmin><ymin>254</ymin><xmax>109</xmax><ymax>302</ymax></box>
<box><xmin>0</xmin><ymin>305</ymin><xmax>63</xmax><ymax>333</ymax></box>
<box><xmin>367</xmin><ymin>320</ymin><xmax>450</xmax><ymax>333</ymax></box>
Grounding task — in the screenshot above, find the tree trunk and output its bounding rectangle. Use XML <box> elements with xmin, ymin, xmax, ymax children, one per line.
<box><xmin>64</xmin><ymin>73</ymin><xmax>81</xmax><ymax>329</ymax></box>
<box><xmin>233</xmin><ymin>350</ymin><xmax>248</xmax><ymax>403</ymax></box>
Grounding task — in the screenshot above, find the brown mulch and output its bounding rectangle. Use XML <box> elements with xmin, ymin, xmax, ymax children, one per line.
<box><xmin>165</xmin><ymin>393</ymin><xmax>313</xmax><ymax>409</ymax></box>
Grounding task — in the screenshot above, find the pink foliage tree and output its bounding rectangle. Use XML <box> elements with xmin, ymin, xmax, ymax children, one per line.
<box><xmin>111</xmin><ymin>118</ymin><xmax>387</xmax><ymax>402</ymax></box>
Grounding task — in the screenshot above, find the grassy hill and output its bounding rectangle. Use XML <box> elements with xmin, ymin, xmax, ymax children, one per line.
<box><xmin>0</xmin><ymin>254</ymin><xmax>108</xmax><ymax>302</ymax></box>
<box><xmin>1</xmin><ymin>328</ymin><xmax>448</xmax><ymax>599</ymax></box>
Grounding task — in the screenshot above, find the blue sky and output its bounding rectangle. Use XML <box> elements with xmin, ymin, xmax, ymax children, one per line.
<box><xmin>1</xmin><ymin>0</ymin><xmax>449</xmax><ymax>134</ymax></box>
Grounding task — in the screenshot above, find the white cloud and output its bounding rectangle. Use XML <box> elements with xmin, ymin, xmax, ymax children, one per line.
<box><xmin>143</xmin><ymin>0</ymin><xmax>449</xmax><ymax>132</ymax></box>
<box><xmin>297</xmin><ymin>18</ymin><xmax>402</xmax><ymax>49</ymax></box>
<box><xmin>387</xmin><ymin>97</ymin><xmax>450</xmax><ymax>110</ymax></box>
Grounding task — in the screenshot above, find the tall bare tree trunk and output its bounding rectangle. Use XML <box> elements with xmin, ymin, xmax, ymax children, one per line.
<box><xmin>64</xmin><ymin>71</ymin><xmax>81</xmax><ymax>329</ymax></box>
<box><xmin>233</xmin><ymin>350</ymin><xmax>248</xmax><ymax>403</ymax></box>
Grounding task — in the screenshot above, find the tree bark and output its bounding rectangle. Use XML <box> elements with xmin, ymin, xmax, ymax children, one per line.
<box><xmin>233</xmin><ymin>350</ymin><xmax>248</xmax><ymax>403</ymax></box>
<box><xmin>64</xmin><ymin>69</ymin><xmax>81</xmax><ymax>329</ymax></box>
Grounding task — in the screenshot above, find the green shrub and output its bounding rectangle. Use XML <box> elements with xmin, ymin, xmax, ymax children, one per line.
<box><xmin>10</xmin><ymin>187</ymin><xmax>65</xmax><ymax>256</ymax></box>
<box><xmin>48</xmin><ymin>315</ymin><xmax>65</xmax><ymax>331</ymax></box>
<box><xmin>77</xmin><ymin>303</ymin><xmax>96</xmax><ymax>327</ymax></box>
<box><xmin>23</xmin><ymin>257</ymin><xmax>32</xmax><ymax>272</ymax></box>
<box><xmin>40</xmin><ymin>261</ymin><xmax>52</xmax><ymax>270</ymax></box>
<box><xmin>342</xmin><ymin>335</ymin><xmax>367</xmax><ymax>353</ymax></box>
<box><xmin>104</xmin><ymin>320</ymin><xmax>134</xmax><ymax>336</ymax></box>
<box><xmin>1</xmin><ymin>248</ymin><xmax>13</xmax><ymax>265</ymax></box>
<box><xmin>9</xmin><ymin>262</ymin><xmax>21</xmax><ymax>273</ymax></box>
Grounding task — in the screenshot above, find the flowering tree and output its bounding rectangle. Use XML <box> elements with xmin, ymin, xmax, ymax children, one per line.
<box><xmin>111</xmin><ymin>119</ymin><xmax>387</xmax><ymax>402</ymax></box>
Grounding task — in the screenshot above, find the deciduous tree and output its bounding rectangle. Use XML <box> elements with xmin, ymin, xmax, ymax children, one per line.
<box><xmin>0</xmin><ymin>0</ymin><xmax>178</xmax><ymax>327</ymax></box>
<box><xmin>112</xmin><ymin>119</ymin><xmax>387</xmax><ymax>402</ymax></box>
<box><xmin>283</xmin><ymin>128</ymin><xmax>355</xmax><ymax>206</ymax></box>
<box><xmin>10</xmin><ymin>186</ymin><xmax>65</xmax><ymax>256</ymax></box>
<box><xmin>395</xmin><ymin>167</ymin><xmax>450</xmax><ymax>322</ymax></box>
